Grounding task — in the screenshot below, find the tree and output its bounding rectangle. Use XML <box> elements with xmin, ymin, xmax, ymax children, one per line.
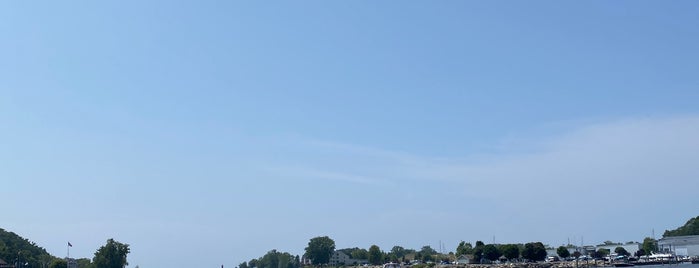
<box><xmin>368</xmin><ymin>245</ymin><xmax>383</xmax><ymax>265</ymax></box>
<box><xmin>239</xmin><ymin>261</ymin><xmax>249</xmax><ymax>268</ymax></box>
<box><xmin>502</xmin><ymin>244</ymin><xmax>520</xmax><ymax>261</ymax></box>
<box><xmin>256</xmin><ymin>249</ymin><xmax>299</xmax><ymax>268</ymax></box>
<box><xmin>456</xmin><ymin>241</ymin><xmax>473</xmax><ymax>256</ymax></box>
<box><xmin>304</xmin><ymin>236</ymin><xmax>335</xmax><ymax>265</ymax></box>
<box><xmin>641</xmin><ymin>237</ymin><xmax>657</xmax><ymax>256</ymax></box>
<box><xmin>573</xmin><ymin>251</ymin><xmax>581</xmax><ymax>259</ymax></box>
<box><xmin>49</xmin><ymin>259</ymin><xmax>67</xmax><ymax>268</ymax></box>
<box><xmin>0</xmin><ymin>228</ymin><xmax>54</xmax><ymax>268</ymax></box>
<box><xmin>521</xmin><ymin>242</ymin><xmax>547</xmax><ymax>262</ymax></box>
<box><xmin>420</xmin><ymin>246</ymin><xmax>437</xmax><ymax>255</ymax></box>
<box><xmin>92</xmin><ymin>238</ymin><xmax>130</xmax><ymax>268</ymax></box>
<box><xmin>614</xmin><ymin>247</ymin><xmax>630</xmax><ymax>256</ymax></box>
<box><xmin>482</xmin><ymin>244</ymin><xmax>501</xmax><ymax>261</ymax></box>
<box><xmin>663</xmin><ymin>215</ymin><xmax>699</xmax><ymax>237</ymax></box>
<box><xmin>351</xmin><ymin>248</ymin><xmax>369</xmax><ymax>260</ymax></box>
<box><xmin>391</xmin><ymin>246</ymin><xmax>406</xmax><ymax>258</ymax></box>
<box><xmin>592</xmin><ymin>249</ymin><xmax>609</xmax><ymax>259</ymax></box>
<box><xmin>473</xmin><ymin>242</ymin><xmax>484</xmax><ymax>262</ymax></box>
<box><xmin>386</xmin><ymin>253</ymin><xmax>398</xmax><ymax>263</ymax></box>
<box><xmin>76</xmin><ymin>258</ymin><xmax>94</xmax><ymax>268</ymax></box>
<box><xmin>557</xmin><ymin>246</ymin><xmax>570</xmax><ymax>259</ymax></box>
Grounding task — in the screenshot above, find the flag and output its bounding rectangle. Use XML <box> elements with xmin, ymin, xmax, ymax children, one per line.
<box><xmin>68</xmin><ymin>242</ymin><xmax>72</xmax><ymax>247</ymax></box>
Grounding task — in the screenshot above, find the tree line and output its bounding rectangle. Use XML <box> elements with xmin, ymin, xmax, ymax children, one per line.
<box><xmin>241</xmin><ymin>236</ymin><xmax>558</xmax><ymax>268</ymax></box>
<box><xmin>0</xmin><ymin>228</ymin><xmax>131</xmax><ymax>268</ymax></box>
<box><xmin>48</xmin><ymin>239</ymin><xmax>131</xmax><ymax>268</ymax></box>
<box><xmin>455</xmin><ymin>240</ymin><xmax>547</xmax><ymax>262</ymax></box>
<box><xmin>241</xmin><ymin>234</ymin><xmax>677</xmax><ymax>268</ymax></box>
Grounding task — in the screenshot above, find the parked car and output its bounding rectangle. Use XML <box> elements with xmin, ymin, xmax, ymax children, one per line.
<box><xmin>546</xmin><ymin>256</ymin><xmax>560</xmax><ymax>262</ymax></box>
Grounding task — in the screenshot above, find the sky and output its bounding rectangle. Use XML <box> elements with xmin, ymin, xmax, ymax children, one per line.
<box><xmin>2</xmin><ymin>1</ymin><xmax>699</xmax><ymax>267</ymax></box>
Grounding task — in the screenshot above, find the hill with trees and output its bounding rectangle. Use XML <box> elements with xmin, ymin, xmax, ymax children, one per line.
<box><xmin>664</xmin><ymin>215</ymin><xmax>699</xmax><ymax>237</ymax></box>
<box><xmin>0</xmin><ymin>228</ymin><xmax>131</xmax><ymax>268</ymax></box>
<box><xmin>0</xmin><ymin>228</ymin><xmax>53</xmax><ymax>267</ymax></box>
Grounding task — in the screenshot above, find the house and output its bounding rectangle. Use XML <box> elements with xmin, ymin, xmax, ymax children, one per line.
<box><xmin>0</xmin><ymin>258</ymin><xmax>14</xmax><ymax>268</ymax></box>
<box><xmin>329</xmin><ymin>251</ymin><xmax>368</xmax><ymax>266</ymax></box>
<box><xmin>455</xmin><ymin>255</ymin><xmax>472</xmax><ymax>264</ymax></box>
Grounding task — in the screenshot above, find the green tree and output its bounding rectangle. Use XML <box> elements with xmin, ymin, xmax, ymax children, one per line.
<box><xmin>246</xmin><ymin>250</ymin><xmax>299</xmax><ymax>268</ymax></box>
<box><xmin>641</xmin><ymin>237</ymin><xmax>657</xmax><ymax>256</ymax></box>
<box><xmin>557</xmin><ymin>246</ymin><xmax>570</xmax><ymax>259</ymax></box>
<box><xmin>387</xmin><ymin>253</ymin><xmax>399</xmax><ymax>263</ymax></box>
<box><xmin>456</xmin><ymin>241</ymin><xmax>473</xmax><ymax>256</ymax></box>
<box><xmin>420</xmin><ymin>246</ymin><xmax>437</xmax><ymax>255</ymax></box>
<box><xmin>592</xmin><ymin>249</ymin><xmax>609</xmax><ymax>259</ymax></box>
<box><xmin>351</xmin><ymin>248</ymin><xmax>369</xmax><ymax>260</ymax></box>
<box><xmin>482</xmin><ymin>244</ymin><xmax>501</xmax><ymax>261</ymax></box>
<box><xmin>521</xmin><ymin>242</ymin><xmax>547</xmax><ymax>261</ymax></box>
<box><xmin>391</xmin><ymin>246</ymin><xmax>406</xmax><ymax>258</ymax></box>
<box><xmin>663</xmin><ymin>216</ymin><xmax>699</xmax><ymax>237</ymax></box>
<box><xmin>473</xmin><ymin>242</ymin><xmax>484</xmax><ymax>262</ymax></box>
<box><xmin>304</xmin><ymin>236</ymin><xmax>335</xmax><ymax>265</ymax></box>
<box><xmin>76</xmin><ymin>258</ymin><xmax>94</xmax><ymax>268</ymax></box>
<box><xmin>0</xmin><ymin>228</ymin><xmax>54</xmax><ymax>267</ymax></box>
<box><xmin>49</xmin><ymin>259</ymin><xmax>67</xmax><ymax>268</ymax></box>
<box><xmin>92</xmin><ymin>238</ymin><xmax>130</xmax><ymax>268</ymax></box>
<box><xmin>502</xmin><ymin>244</ymin><xmax>520</xmax><ymax>261</ymax></box>
<box><xmin>614</xmin><ymin>247</ymin><xmax>630</xmax><ymax>256</ymax></box>
<box><xmin>368</xmin><ymin>245</ymin><xmax>383</xmax><ymax>265</ymax></box>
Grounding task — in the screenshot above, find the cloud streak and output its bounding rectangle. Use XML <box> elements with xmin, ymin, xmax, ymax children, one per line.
<box><xmin>286</xmin><ymin>115</ymin><xmax>699</xmax><ymax>208</ymax></box>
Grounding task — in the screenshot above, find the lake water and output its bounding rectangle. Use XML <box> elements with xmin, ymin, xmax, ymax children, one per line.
<box><xmin>636</xmin><ymin>264</ymin><xmax>699</xmax><ymax>268</ymax></box>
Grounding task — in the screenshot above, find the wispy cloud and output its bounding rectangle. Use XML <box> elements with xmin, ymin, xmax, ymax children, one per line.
<box><xmin>293</xmin><ymin>115</ymin><xmax>699</xmax><ymax>202</ymax></box>
<box><xmin>263</xmin><ymin>165</ymin><xmax>391</xmax><ymax>186</ymax></box>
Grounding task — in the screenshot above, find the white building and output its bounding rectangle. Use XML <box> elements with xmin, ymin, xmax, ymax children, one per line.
<box><xmin>329</xmin><ymin>251</ymin><xmax>368</xmax><ymax>266</ymax></box>
<box><xmin>595</xmin><ymin>243</ymin><xmax>641</xmax><ymax>256</ymax></box>
<box><xmin>658</xmin><ymin>235</ymin><xmax>699</xmax><ymax>257</ymax></box>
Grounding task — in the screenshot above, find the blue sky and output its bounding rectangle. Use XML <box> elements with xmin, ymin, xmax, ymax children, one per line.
<box><xmin>2</xmin><ymin>1</ymin><xmax>699</xmax><ymax>267</ymax></box>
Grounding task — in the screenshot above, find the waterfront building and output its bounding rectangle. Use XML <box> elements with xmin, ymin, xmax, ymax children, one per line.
<box><xmin>595</xmin><ymin>243</ymin><xmax>641</xmax><ymax>256</ymax></box>
<box><xmin>658</xmin><ymin>235</ymin><xmax>699</xmax><ymax>257</ymax></box>
<box><xmin>329</xmin><ymin>251</ymin><xmax>368</xmax><ymax>266</ymax></box>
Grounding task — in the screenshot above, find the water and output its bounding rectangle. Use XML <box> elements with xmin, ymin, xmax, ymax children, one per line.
<box><xmin>636</xmin><ymin>264</ymin><xmax>699</xmax><ymax>268</ymax></box>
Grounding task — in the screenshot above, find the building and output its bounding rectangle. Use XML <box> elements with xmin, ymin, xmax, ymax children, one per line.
<box><xmin>65</xmin><ymin>258</ymin><xmax>78</xmax><ymax>268</ymax></box>
<box><xmin>0</xmin><ymin>258</ymin><xmax>13</xmax><ymax>268</ymax></box>
<box><xmin>595</xmin><ymin>243</ymin><xmax>641</xmax><ymax>256</ymax></box>
<box><xmin>329</xmin><ymin>251</ymin><xmax>368</xmax><ymax>266</ymax></box>
<box><xmin>658</xmin><ymin>235</ymin><xmax>699</xmax><ymax>257</ymax></box>
<box><xmin>456</xmin><ymin>255</ymin><xmax>472</xmax><ymax>264</ymax></box>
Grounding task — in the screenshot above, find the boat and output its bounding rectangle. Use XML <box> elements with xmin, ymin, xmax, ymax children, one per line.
<box><xmin>383</xmin><ymin>263</ymin><xmax>401</xmax><ymax>268</ymax></box>
<box><xmin>614</xmin><ymin>263</ymin><xmax>635</xmax><ymax>267</ymax></box>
